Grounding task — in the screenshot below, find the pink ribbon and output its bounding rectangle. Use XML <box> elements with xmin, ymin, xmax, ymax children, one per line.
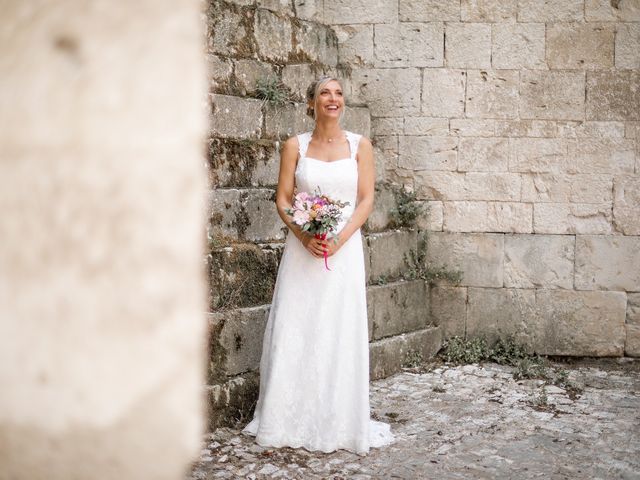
<box><xmin>315</xmin><ymin>232</ymin><xmax>331</xmax><ymax>270</ymax></box>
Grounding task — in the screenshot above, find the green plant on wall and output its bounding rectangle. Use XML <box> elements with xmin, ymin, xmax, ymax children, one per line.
<box><xmin>255</xmin><ymin>76</ymin><xmax>290</xmax><ymax>107</ymax></box>
<box><xmin>403</xmin><ymin>232</ymin><xmax>463</xmax><ymax>285</ymax></box>
<box><xmin>389</xmin><ymin>185</ymin><xmax>424</xmax><ymax>229</ymax></box>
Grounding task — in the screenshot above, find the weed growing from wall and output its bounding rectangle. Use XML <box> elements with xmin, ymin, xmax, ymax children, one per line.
<box><xmin>403</xmin><ymin>232</ymin><xmax>463</xmax><ymax>285</ymax></box>
<box><xmin>256</xmin><ymin>76</ymin><xmax>290</xmax><ymax>107</ymax></box>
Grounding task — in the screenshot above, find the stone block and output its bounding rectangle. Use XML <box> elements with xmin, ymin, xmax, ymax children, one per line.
<box><xmin>399</xmin><ymin>0</ymin><xmax>461</xmax><ymax>21</ymax></box>
<box><xmin>425</xmin><ymin>232</ymin><xmax>504</xmax><ymax>287</ymax></box>
<box><xmin>626</xmin><ymin>325</ymin><xmax>640</xmax><ymax>357</ymax></box>
<box><xmin>209</xmin><ymin>305</ymin><xmax>269</xmax><ymax>377</ymax></box>
<box><xmin>422</xmin><ymin>69</ymin><xmax>466</xmax><ymax>117</ymax></box>
<box><xmin>367</xmin><ymin>280</ymin><xmax>430</xmax><ymax>341</ymax></box>
<box><xmin>374</xmin><ymin>23</ymin><xmax>443</xmax><ymax>67</ymax></box>
<box><xmin>251</xmin><ymin>146</ymin><xmax>280</xmax><ymax>187</ymax></box>
<box><xmin>586</xmin><ymin>71</ymin><xmax>640</xmax><ymax>121</ymax></box>
<box><xmin>464</xmin><ymin>173</ymin><xmax>522</xmax><ymax>201</ymax></box>
<box><xmin>444</xmin><ymin>201</ymin><xmax>532</xmax><ymax>233</ymax></box>
<box><xmin>258</xmin><ymin>0</ymin><xmax>293</xmax><ymax>14</ymax></box>
<box><xmin>626</xmin><ymin>121</ymin><xmax>640</xmax><ymax>139</ymax></box>
<box><xmin>547</xmin><ymin>23</ymin><xmax>614</xmax><ymax>70</ymax></box>
<box><xmin>365</xmin><ymin>186</ymin><xmax>397</xmax><ymax>232</ymax></box>
<box><xmin>208</xmin><ymin>242</ymin><xmax>283</xmax><ymax>310</ymax></box>
<box><xmin>575</xmin><ymin>235</ymin><xmax>640</xmax><ymax>291</ymax></box>
<box><xmin>450</xmin><ymin>119</ymin><xmax>495</xmax><ymax>137</ymax></box>
<box><xmin>585</xmin><ymin>0</ymin><xmax>640</xmax><ymax>21</ymax></box>
<box><xmin>207</xmin><ymin>137</ymin><xmax>277</xmax><ymax>188</ymax></box>
<box><xmin>492</xmin><ymin>23</ymin><xmax>546</xmax><ymax>70</ymax></box>
<box><xmin>207</xmin><ymin>7</ymin><xmax>250</xmax><ymax>57</ymax></box>
<box><xmin>504</xmin><ymin>234</ymin><xmax>575</xmax><ymax>289</ymax></box>
<box><xmin>534</xmin><ymin>203</ymin><xmax>612</xmax><ymax>234</ymax></box>
<box><xmin>254</xmin><ymin>9</ymin><xmax>292</xmax><ymax>62</ymax></box>
<box><xmin>458</xmin><ymin>137</ymin><xmax>509</xmax><ymax>172</ymax></box>
<box><xmin>533</xmin><ymin>290</ymin><xmax>626</xmax><ymax>356</ymax></box>
<box><xmin>429</xmin><ymin>286</ymin><xmax>467</xmax><ymax>338</ymax></box>
<box><xmin>461</xmin><ymin>0</ymin><xmax>517</xmax><ymax>21</ymax></box>
<box><xmin>352</xmin><ymin>68</ymin><xmax>420</xmax><ymax>117</ymax></box>
<box><xmin>445</xmin><ymin>23</ymin><xmax>492</xmax><ymax>68</ymax></box>
<box><xmin>207</xmin><ymin>54</ymin><xmax>233</xmax><ymax>93</ymax></box>
<box><xmin>281</xmin><ymin>64</ymin><xmax>318</xmax><ymax>102</ymax></box>
<box><xmin>613</xmin><ymin>175</ymin><xmax>640</xmax><ymax>235</ymax></box>
<box><xmin>324</xmin><ymin>0</ymin><xmax>398</xmax><ymax>24</ymax></box>
<box><xmin>351</xmin><ymin>68</ymin><xmax>421</xmax><ymax>117</ymax></box>
<box><xmin>264</xmin><ymin>103</ymin><xmax>314</xmax><ymax>140</ymax></box>
<box><xmin>342</xmin><ymin>106</ymin><xmax>371</xmax><ymax>138</ymax></box>
<box><xmin>334</xmin><ymin>24</ymin><xmax>374</xmax><ymax>66</ymax></box>
<box><xmin>233</xmin><ymin>59</ymin><xmax>276</xmax><ymax>96</ymax></box>
<box><xmin>509</xmin><ymin>138</ymin><xmax>570</xmax><ymax>173</ymax></box>
<box><xmin>208</xmin><ymin>188</ymin><xmax>284</xmax><ymax>243</ymax></box>
<box><xmin>372</xmin><ymin>117</ymin><xmax>404</xmax><ymax>136</ymax></box>
<box><xmin>568</xmin><ymin>138</ymin><xmax>636</xmax><ymax>174</ymax></box>
<box><xmin>615</xmin><ymin>23</ymin><xmax>640</xmax><ymax>70</ymax></box>
<box><xmin>398</xmin><ymin>136</ymin><xmax>458</xmax><ymax>171</ymax></box>
<box><xmin>414</xmin><ymin>171</ymin><xmax>466</xmax><ymax>200</ymax></box>
<box><xmin>366</xmin><ymin>230</ymin><xmax>417</xmax><ymax>282</ymax></box>
<box><xmin>294</xmin><ymin>20</ymin><xmax>338</xmax><ymax>66</ymax></box>
<box><xmin>518</xmin><ymin>0</ymin><xmax>584</xmax><ymax>21</ymax></box>
<box><xmin>521</xmin><ymin>173</ymin><xmax>613</xmax><ymax>204</ymax></box>
<box><xmin>293</xmin><ymin>0</ymin><xmax>324</xmax><ymax>22</ymax></box>
<box><xmin>369</xmin><ymin>326</ymin><xmax>442</xmax><ymax>380</ymax></box>
<box><xmin>465</xmin><ymin>70</ymin><xmax>519</xmax><ymax>119</ymax></box>
<box><xmin>557</xmin><ymin>121</ymin><xmax>626</xmax><ymax>138</ymax></box>
<box><xmin>405</xmin><ymin>117</ymin><xmax>450</xmax><ymax>136</ymax></box>
<box><xmin>210</xmin><ymin>94</ymin><xmax>263</xmax><ymax>139</ymax></box>
<box><xmin>206</xmin><ymin>372</ymin><xmax>259</xmax><ymax>430</ymax></box>
<box><xmin>628</xmin><ymin>293</ymin><xmax>640</xmax><ymax>325</ymax></box>
<box><xmin>373</xmin><ymin>135</ymin><xmax>399</xmax><ymax>183</ymax></box>
<box><xmin>467</xmin><ymin>288</ymin><xmax>537</xmax><ymax>349</ymax></box>
<box><xmin>495</xmin><ymin>120</ymin><xmax>557</xmax><ymax>138</ymax></box>
<box><xmin>519</xmin><ymin>71</ymin><xmax>585</xmax><ymax>121</ymax></box>
<box><xmin>418</xmin><ymin>201</ymin><xmax>444</xmax><ymax>231</ymax></box>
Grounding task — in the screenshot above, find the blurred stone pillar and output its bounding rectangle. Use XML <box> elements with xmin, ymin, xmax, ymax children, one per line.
<box><xmin>0</xmin><ymin>1</ymin><xmax>207</xmax><ymax>479</ymax></box>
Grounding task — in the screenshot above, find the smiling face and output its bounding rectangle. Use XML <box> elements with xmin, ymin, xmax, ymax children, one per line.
<box><xmin>309</xmin><ymin>79</ymin><xmax>344</xmax><ymax>121</ymax></box>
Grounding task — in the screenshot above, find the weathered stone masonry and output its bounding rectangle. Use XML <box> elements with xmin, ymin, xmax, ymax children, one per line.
<box><xmin>208</xmin><ymin>0</ymin><xmax>640</xmax><ymax>428</ymax></box>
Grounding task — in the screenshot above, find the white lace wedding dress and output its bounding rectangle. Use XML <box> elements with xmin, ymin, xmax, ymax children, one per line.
<box><xmin>241</xmin><ymin>130</ymin><xmax>395</xmax><ymax>455</ymax></box>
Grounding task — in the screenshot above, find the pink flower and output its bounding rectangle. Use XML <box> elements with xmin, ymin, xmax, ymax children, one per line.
<box><xmin>293</xmin><ymin>209</ymin><xmax>310</xmax><ymax>225</ymax></box>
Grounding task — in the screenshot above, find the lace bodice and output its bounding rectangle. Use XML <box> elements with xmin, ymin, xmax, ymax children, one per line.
<box><xmin>294</xmin><ymin>131</ymin><xmax>361</xmax><ymax>229</ymax></box>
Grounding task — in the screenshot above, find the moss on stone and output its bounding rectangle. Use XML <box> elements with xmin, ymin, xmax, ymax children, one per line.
<box><xmin>207</xmin><ymin>138</ymin><xmax>276</xmax><ymax>188</ymax></box>
<box><xmin>209</xmin><ymin>242</ymin><xmax>283</xmax><ymax>310</ymax></box>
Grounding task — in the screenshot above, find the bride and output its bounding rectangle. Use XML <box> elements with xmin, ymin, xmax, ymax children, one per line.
<box><xmin>241</xmin><ymin>75</ymin><xmax>395</xmax><ymax>455</ymax></box>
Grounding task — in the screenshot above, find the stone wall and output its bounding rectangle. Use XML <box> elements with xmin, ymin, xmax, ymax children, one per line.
<box><xmin>302</xmin><ymin>0</ymin><xmax>640</xmax><ymax>357</ymax></box>
<box><xmin>205</xmin><ymin>0</ymin><xmax>442</xmax><ymax>428</ymax></box>
<box><xmin>0</xmin><ymin>1</ymin><xmax>207</xmax><ymax>479</ymax></box>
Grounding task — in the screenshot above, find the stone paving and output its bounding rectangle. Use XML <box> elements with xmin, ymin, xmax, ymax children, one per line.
<box><xmin>188</xmin><ymin>358</ymin><xmax>640</xmax><ymax>479</ymax></box>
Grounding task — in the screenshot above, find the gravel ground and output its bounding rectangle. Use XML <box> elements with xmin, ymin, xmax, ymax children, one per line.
<box><xmin>188</xmin><ymin>357</ymin><xmax>640</xmax><ymax>479</ymax></box>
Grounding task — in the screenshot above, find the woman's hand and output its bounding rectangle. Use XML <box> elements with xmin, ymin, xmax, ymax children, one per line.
<box><xmin>300</xmin><ymin>234</ymin><xmax>326</xmax><ymax>258</ymax></box>
<box><xmin>325</xmin><ymin>234</ymin><xmax>344</xmax><ymax>257</ymax></box>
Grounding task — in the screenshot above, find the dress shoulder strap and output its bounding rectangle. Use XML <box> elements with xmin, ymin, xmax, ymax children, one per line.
<box><xmin>297</xmin><ymin>131</ymin><xmax>312</xmax><ymax>159</ymax></box>
<box><xmin>345</xmin><ymin>131</ymin><xmax>362</xmax><ymax>161</ymax></box>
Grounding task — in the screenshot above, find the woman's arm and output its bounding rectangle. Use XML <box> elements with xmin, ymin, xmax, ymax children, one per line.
<box><xmin>275</xmin><ymin>137</ymin><xmax>326</xmax><ymax>258</ymax></box>
<box><xmin>330</xmin><ymin>136</ymin><xmax>375</xmax><ymax>255</ymax></box>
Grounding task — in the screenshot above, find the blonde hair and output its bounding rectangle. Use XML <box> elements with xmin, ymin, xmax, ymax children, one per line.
<box><xmin>305</xmin><ymin>76</ymin><xmax>343</xmax><ymax>120</ymax></box>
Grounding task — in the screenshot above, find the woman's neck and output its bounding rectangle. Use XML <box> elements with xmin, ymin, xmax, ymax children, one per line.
<box><xmin>312</xmin><ymin>120</ymin><xmax>343</xmax><ymax>142</ymax></box>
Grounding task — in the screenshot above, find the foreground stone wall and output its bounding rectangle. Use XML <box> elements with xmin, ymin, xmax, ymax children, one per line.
<box><xmin>0</xmin><ymin>1</ymin><xmax>207</xmax><ymax>479</ymax></box>
<box><xmin>206</xmin><ymin>0</ymin><xmax>442</xmax><ymax>428</ymax></box>
<box><xmin>301</xmin><ymin>0</ymin><xmax>640</xmax><ymax>357</ymax></box>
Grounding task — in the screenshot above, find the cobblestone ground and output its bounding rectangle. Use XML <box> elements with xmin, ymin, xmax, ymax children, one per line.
<box><xmin>189</xmin><ymin>358</ymin><xmax>640</xmax><ymax>479</ymax></box>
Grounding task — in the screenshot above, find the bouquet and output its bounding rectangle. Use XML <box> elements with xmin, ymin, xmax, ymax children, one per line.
<box><xmin>285</xmin><ymin>187</ymin><xmax>350</xmax><ymax>270</ymax></box>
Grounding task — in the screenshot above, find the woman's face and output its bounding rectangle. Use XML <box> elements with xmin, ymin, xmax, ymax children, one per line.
<box><xmin>311</xmin><ymin>80</ymin><xmax>344</xmax><ymax>120</ymax></box>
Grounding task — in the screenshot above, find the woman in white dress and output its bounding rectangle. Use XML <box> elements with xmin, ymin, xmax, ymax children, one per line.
<box><xmin>242</xmin><ymin>76</ymin><xmax>395</xmax><ymax>455</ymax></box>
